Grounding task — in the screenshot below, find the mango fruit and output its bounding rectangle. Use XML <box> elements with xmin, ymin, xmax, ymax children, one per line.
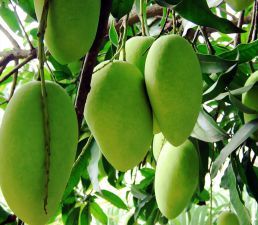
<box><xmin>123</xmin><ymin>36</ymin><xmax>155</xmax><ymax>75</ymax></box>
<box><xmin>145</xmin><ymin>34</ymin><xmax>202</xmax><ymax>146</ymax></box>
<box><xmin>155</xmin><ymin>140</ymin><xmax>199</xmax><ymax>219</ymax></box>
<box><xmin>0</xmin><ymin>81</ymin><xmax>78</xmax><ymax>225</ymax></box>
<box><xmin>153</xmin><ymin>132</ymin><xmax>165</xmax><ymax>161</ymax></box>
<box><xmin>242</xmin><ymin>71</ymin><xmax>258</xmax><ymax>141</ymax></box>
<box><xmin>34</xmin><ymin>0</ymin><xmax>100</xmax><ymax>64</ymax></box>
<box><xmin>217</xmin><ymin>211</ymin><xmax>240</xmax><ymax>225</ymax></box>
<box><xmin>84</xmin><ymin>61</ymin><xmax>153</xmax><ymax>172</ymax></box>
<box><xmin>225</xmin><ymin>0</ymin><xmax>253</xmax><ymax>11</ymax></box>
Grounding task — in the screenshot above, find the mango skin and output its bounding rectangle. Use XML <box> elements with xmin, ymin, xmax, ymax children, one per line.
<box><xmin>84</xmin><ymin>61</ymin><xmax>153</xmax><ymax>172</ymax></box>
<box><xmin>0</xmin><ymin>81</ymin><xmax>78</xmax><ymax>225</ymax></box>
<box><xmin>34</xmin><ymin>0</ymin><xmax>100</xmax><ymax>64</ymax></box>
<box><xmin>145</xmin><ymin>34</ymin><xmax>202</xmax><ymax>146</ymax></box>
<box><xmin>153</xmin><ymin>133</ymin><xmax>165</xmax><ymax>161</ymax></box>
<box><xmin>225</xmin><ymin>0</ymin><xmax>253</xmax><ymax>11</ymax></box>
<box><xmin>217</xmin><ymin>211</ymin><xmax>240</xmax><ymax>225</ymax></box>
<box><xmin>242</xmin><ymin>71</ymin><xmax>258</xmax><ymax>141</ymax></box>
<box><xmin>155</xmin><ymin>140</ymin><xmax>199</xmax><ymax>219</ymax></box>
<box><xmin>123</xmin><ymin>36</ymin><xmax>155</xmax><ymax>75</ymax></box>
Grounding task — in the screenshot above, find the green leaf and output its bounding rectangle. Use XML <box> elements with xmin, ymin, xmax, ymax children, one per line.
<box><xmin>98</xmin><ymin>189</ymin><xmax>128</xmax><ymax>210</ymax></box>
<box><xmin>214</xmin><ymin>84</ymin><xmax>255</xmax><ymax>101</ymax></box>
<box><xmin>229</xmin><ymin>93</ymin><xmax>258</xmax><ymax>114</ymax></box>
<box><xmin>219</xmin><ymin>40</ymin><xmax>258</xmax><ymax>63</ymax></box>
<box><xmin>87</xmin><ymin>141</ymin><xmax>101</xmax><ymax>192</ymax></box>
<box><xmin>0</xmin><ymin>205</ymin><xmax>10</xmax><ymax>223</ymax></box>
<box><xmin>174</xmin><ymin>0</ymin><xmax>244</xmax><ymax>34</ymax></box>
<box><xmin>109</xmin><ymin>20</ymin><xmax>119</xmax><ymax>47</ymax></box>
<box><xmin>13</xmin><ymin>0</ymin><xmax>36</xmax><ymax>20</ymax></box>
<box><xmin>211</xmin><ymin>119</ymin><xmax>258</xmax><ymax>178</ymax></box>
<box><xmin>66</xmin><ymin>207</ymin><xmax>80</xmax><ymax>225</ymax></box>
<box><xmin>0</xmin><ymin>5</ymin><xmax>22</xmax><ymax>35</ymax></box>
<box><xmin>63</xmin><ymin>136</ymin><xmax>94</xmax><ymax>200</ymax></box>
<box><xmin>80</xmin><ymin>205</ymin><xmax>91</xmax><ymax>225</ymax></box>
<box><xmin>222</xmin><ymin>164</ymin><xmax>251</xmax><ymax>225</ymax></box>
<box><xmin>89</xmin><ymin>202</ymin><xmax>108</xmax><ymax>225</ymax></box>
<box><xmin>191</xmin><ymin>109</ymin><xmax>228</xmax><ymax>142</ymax></box>
<box><xmin>203</xmin><ymin>65</ymin><xmax>237</xmax><ymax>102</ymax></box>
<box><xmin>111</xmin><ymin>0</ymin><xmax>134</xmax><ymax>19</ymax></box>
<box><xmin>198</xmin><ymin>54</ymin><xmax>236</xmax><ymax>74</ymax></box>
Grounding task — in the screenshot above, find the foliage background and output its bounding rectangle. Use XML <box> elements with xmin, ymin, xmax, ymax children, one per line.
<box><xmin>0</xmin><ymin>0</ymin><xmax>258</xmax><ymax>224</ymax></box>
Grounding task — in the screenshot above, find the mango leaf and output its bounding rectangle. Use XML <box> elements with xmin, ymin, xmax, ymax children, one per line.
<box><xmin>87</xmin><ymin>141</ymin><xmax>101</xmax><ymax>193</ymax></box>
<box><xmin>13</xmin><ymin>0</ymin><xmax>36</xmax><ymax>20</ymax></box>
<box><xmin>229</xmin><ymin>93</ymin><xmax>258</xmax><ymax>114</ymax></box>
<box><xmin>80</xmin><ymin>204</ymin><xmax>91</xmax><ymax>225</ymax></box>
<box><xmin>155</xmin><ymin>0</ymin><xmax>180</xmax><ymax>7</ymax></box>
<box><xmin>89</xmin><ymin>201</ymin><xmax>108</xmax><ymax>224</ymax></box>
<box><xmin>198</xmin><ymin>54</ymin><xmax>236</xmax><ymax>74</ymax></box>
<box><xmin>203</xmin><ymin>65</ymin><xmax>238</xmax><ymax>102</ymax></box>
<box><xmin>111</xmin><ymin>0</ymin><xmax>134</xmax><ymax>19</ymax></box>
<box><xmin>219</xmin><ymin>40</ymin><xmax>258</xmax><ymax>63</ymax></box>
<box><xmin>0</xmin><ymin>5</ymin><xmax>22</xmax><ymax>35</ymax></box>
<box><xmin>174</xmin><ymin>0</ymin><xmax>244</xmax><ymax>34</ymax></box>
<box><xmin>191</xmin><ymin>109</ymin><xmax>228</xmax><ymax>142</ymax></box>
<box><xmin>242</xmin><ymin>152</ymin><xmax>258</xmax><ymax>202</ymax></box>
<box><xmin>0</xmin><ymin>205</ymin><xmax>10</xmax><ymax>223</ymax></box>
<box><xmin>65</xmin><ymin>207</ymin><xmax>80</xmax><ymax>225</ymax></box>
<box><xmin>211</xmin><ymin>119</ymin><xmax>258</xmax><ymax>178</ymax></box>
<box><xmin>62</xmin><ymin>136</ymin><xmax>93</xmax><ymax>200</ymax></box>
<box><xmin>97</xmin><ymin>189</ymin><xmax>128</xmax><ymax>210</ymax></box>
<box><xmin>214</xmin><ymin>84</ymin><xmax>255</xmax><ymax>101</ymax></box>
<box><xmin>221</xmin><ymin>164</ymin><xmax>251</xmax><ymax>225</ymax></box>
<box><xmin>109</xmin><ymin>20</ymin><xmax>119</xmax><ymax>47</ymax></box>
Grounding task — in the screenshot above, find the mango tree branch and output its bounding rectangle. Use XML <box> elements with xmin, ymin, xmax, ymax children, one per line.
<box><xmin>37</xmin><ymin>0</ymin><xmax>51</xmax><ymax>214</ymax></box>
<box><xmin>75</xmin><ymin>0</ymin><xmax>112</xmax><ymax>126</ymax></box>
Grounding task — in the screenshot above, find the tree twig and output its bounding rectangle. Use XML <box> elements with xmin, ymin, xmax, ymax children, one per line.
<box><xmin>199</xmin><ymin>26</ymin><xmax>215</xmax><ymax>55</ymax></box>
<box><xmin>248</xmin><ymin>0</ymin><xmax>258</xmax><ymax>42</ymax></box>
<box><xmin>0</xmin><ymin>49</ymin><xmax>36</xmax><ymax>83</ymax></box>
<box><xmin>10</xmin><ymin>0</ymin><xmax>34</xmax><ymax>49</ymax></box>
<box><xmin>234</xmin><ymin>10</ymin><xmax>245</xmax><ymax>46</ymax></box>
<box><xmin>75</xmin><ymin>0</ymin><xmax>112</xmax><ymax>126</ymax></box>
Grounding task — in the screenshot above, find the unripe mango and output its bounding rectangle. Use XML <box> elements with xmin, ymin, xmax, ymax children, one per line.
<box><xmin>225</xmin><ymin>0</ymin><xmax>253</xmax><ymax>11</ymax></box>
<box><xmin>34</xmin><ymin>0</ymin><xmax>100</xmax><ymax>64</ymax></box>
<box><xmin>217</xmin><ymin>211</ymin><xmax>240</xmax><ymax>225</ymax></box>
<box><xmin>155</xmin><ymin>140</ymin><xmax>199</xmax><ymax>219</ymax></box>
<box><xmin>84</xmin><ymin>61</ymin><xmax>153</xmax><ymax>172</ymax></box>
<box><xmin>122</xmin><ymin>36</ymin><xmax>155</xmax><ymax>74</ymax></box>
<box><xmin>153</xmin><ymin>133</ymin><xmax>165</xmax><ymax>161</ymax></box>
<box><xmin>145</xmin><ymin>34</ymin><xmax>202</xmax><ymax>146</ymax></box>
<box><xmin>242</xmin><ymin>71</ymin><xmax>258</xmax><ymax>141</ymax></box>
<box><xmin>0</xmin><ymin>81</ymin><xmax>78</xmax><ymax>225</ymax></box>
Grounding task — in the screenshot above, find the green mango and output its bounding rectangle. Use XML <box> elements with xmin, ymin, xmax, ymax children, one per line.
<box><xmin>217</xmin><ymin>211</ymin><xmax>240</xmax><ymax>225</ymax></box>
<box><xmin>153</xmin><ymin>132</ymin><xmax>165</xmax><ymax>161</ymax></box>
<box><xmin>123</xmin><ymin>36</ymin><xmax>155</xmax><ymax>75</ymax></box>
<box><xmin>242</xmin><ymin>71</ymin><xmax>258</xmax><ymax>141</ymax></box>
<box><xmin>145</xmin><ymin>34</ymin><xmax>202</xmax><ymax>146</ymax></box>
<box><xmin>84</xmin><ymin>61</ymin><xmax>153</xmax><ymax>172</ymax></box>
<box><xmin>121</xmin><ymin>36</ymin><xmax>159</xmax><ymax>134</ymax></box>
<box><xmin>0</xmin><ymin>81</ymin><xmax>78</xmax><ymax>225</ymax></box>
<box><xmin>224</xmin><ymin>0</ymin><xmax>253</xmax><ymax>11</ymax></box>
<box><xmin>34</xmin><ymin>0</ymin><xmax>100</xmax><ymax>64</ymax></box>
<box><xmin>155</xmin><ymin>140</ymin><xmax>199</xmax><ymax>219</ymax></box>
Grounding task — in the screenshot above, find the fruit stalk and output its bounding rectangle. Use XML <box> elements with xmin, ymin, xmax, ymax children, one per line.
<box><xmin>75</xmin><ymin>0</ymin><xmax>112</xmax><ymax>126</ymax></box>
<box><xmin>37</xmin><ymin>0</ymin><xmax>51</xmax><ymax>214</ymax></box>
<box><xmin>140</xmin><ymin>0</ymin><xmax>147</xmax><ymax>36</ymax></box>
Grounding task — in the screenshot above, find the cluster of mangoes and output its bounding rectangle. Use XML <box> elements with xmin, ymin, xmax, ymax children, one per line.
<box><xmin>84</xmin><ymin>34</ymin><xmax>203</xmax><ymax>219</ymax></box>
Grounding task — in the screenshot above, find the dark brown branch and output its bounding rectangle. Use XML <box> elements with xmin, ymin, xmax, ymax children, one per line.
<box><xmin>75</xmin><ymin>0</ymin><xmax>112</xmax><ymax>126</ymax></box>
<box><xmin>199</xmin><ymin>26</ymin><xmax>215</xmax><ymax>55</ymax></box>
<box><xmin>0</xmin><ymin>49</ymin><xmax>37</xmax><ymax>83</ymax></box>
<box><xmin>234</xmin><ymin>10</ymin><xmax>245</xmax><ymax>46</ymax></box>
<box><xmin>248</xmin><ymin>0</ymin><xmax>258</xmax><ymax>42</ymax></box>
